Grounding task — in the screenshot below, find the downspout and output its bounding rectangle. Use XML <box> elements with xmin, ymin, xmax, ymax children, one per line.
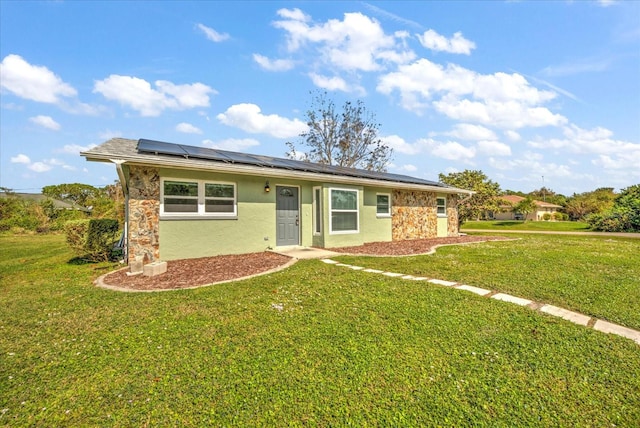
<box><xmin>113</xmin><ymin>160</ymin><xmax>129</xmax><ymax>264</ymax></box>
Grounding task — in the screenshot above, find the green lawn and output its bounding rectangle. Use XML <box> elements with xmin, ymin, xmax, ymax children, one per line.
<box><xmin>1</xmin><ymin>234</ymin><xmax>639</xmax><ymax>426</ymax></box>
<box><xmin>462</xmin><ymin>220</ymin><xmax>591</xmax><ymax>231</ymax></box>
<box><xmin>337</xmin><ymin>234</ymin><xmax>640</xmax><ymax>330</ymax></box>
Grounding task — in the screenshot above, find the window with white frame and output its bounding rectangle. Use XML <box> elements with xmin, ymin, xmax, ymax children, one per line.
<box><xmin>161</xmin><ymin>178</ymin><xmax>236</xmax><ymax>217</ymax></box>
<box><xmin>436</xmin><ymin>197</ymin><xmax>447</xmax><ymax>217</ymax></box>
<box><xmin>376</xmin><ymin>193</ymin><xmax>391</xmax><ymax>217</ymax></box>
<box><xmin>313</xmin><ymin>186</ymin><xmax>322</xmax><ymax>235</ymax></box>
<box><xmin>330</xmin><ymin>188</ymin><xmax>359</xmax><ymax>233</ymax></box>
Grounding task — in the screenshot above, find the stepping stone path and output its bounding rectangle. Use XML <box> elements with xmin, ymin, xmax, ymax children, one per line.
<box><xmin>321</xmin><ymin>259</ymin><xmax>640</xmax><ymax>346</ymax></box>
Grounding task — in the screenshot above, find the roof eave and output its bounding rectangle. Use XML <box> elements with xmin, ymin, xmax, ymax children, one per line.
<box><xmin>81</xmin><ymin>152</ymin><xmax>473</xmax><ymax>195</ymax></box>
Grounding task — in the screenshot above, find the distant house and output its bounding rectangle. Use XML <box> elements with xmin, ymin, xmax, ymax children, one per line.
<box><xmin>0</xmin><ymin>191</ymin><xmax>90</xmax><ymax>212</ymax></box>
<box><xmin>81</xmin><ymin>138</ymin><xmax>472</xmax><ymax>263</ymax></box>
<box><xmin>490</xmin><ymin>195</ymin><xmax>562</xmax><ymax>221</ymax></box>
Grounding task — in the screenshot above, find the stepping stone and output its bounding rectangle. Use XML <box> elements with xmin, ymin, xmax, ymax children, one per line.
<box><xmin>335</xmin><ymin>263</ymin><xmax>351</xmax><ymax>267</ymax></box>
<box><xmin>401</xmin><ymin>275</ymin><xmax>416</xmax><ymax>280</ymax></box>
<box><xmin>321</xmin><ymin>259</ymin><xmax>339</xmax><ymax>264</ymax></box>
<box><xmin>428</xmin><ymin>279</ymin><xmax>457</xmax><ymax>286</ymax></box>
<box><xmin>491</xmin><ymin>293</ymin><xmax>532</xmax><ymax>306</ymax></box>
<box><xmin>593</xmin><ymin>320</ymin><xmax>640</xmax><ymax>345</ymax></box>
<box><xmin>382</xmin><ymin>272</ymin><xmax>404</xmax><ymax>277</ymax></box>
<box><xmin>407</xmin><ymin>276</ymin><xmax>428</xmax><ymax>281</ymax></box>
<box><xmin>540</xmin><ymin>305</ymin><xmax>591</xmax><ymax>326</ymax></box>
<box><xmin>348</xmin><ymin>265</ymin><xmax>364</xmax><ymax>270</ymax></box>
<box><xmin>363</xmin><ymin>268</ymin><xmax>384</xmax><ymax>273</ymax></box>
<box><xmin>456</xmin><ymin>284</ymin><xmax>491</xmax><ymax>296</ymax></box>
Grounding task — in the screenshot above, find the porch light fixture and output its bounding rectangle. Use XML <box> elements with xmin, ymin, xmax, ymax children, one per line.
<box><xmin>264</xmin><ymin>181</ymin><xmax>270</xmax><ymax>192</ymax></box>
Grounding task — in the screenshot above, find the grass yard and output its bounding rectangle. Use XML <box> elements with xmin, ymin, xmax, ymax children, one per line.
<box><xmin>462</xmin><ymin>220</ymin><xmax>591</xmax><ymax>231</ymax></box>
<box><xmin>337</xmin><ymin>234</ymin><xmax>640</xmax><ymax>330</ymax></box>
<box><xmin>1</xmin><ymin>234</ymin><xmax>639</xmax><ymax>426</ymax></box>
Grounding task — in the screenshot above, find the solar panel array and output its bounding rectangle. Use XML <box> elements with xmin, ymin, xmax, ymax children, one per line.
<box><xmin>137</xmin><ymin>138</ymin><xmax>447</xmax><ymax>188</ymax></box>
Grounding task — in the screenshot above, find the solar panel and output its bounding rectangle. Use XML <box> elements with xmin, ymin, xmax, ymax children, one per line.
<box><xmin>136</xmin><ymin>138</ymin><xmax>448</xmax><ymax>188</ymax></box>
<box><xmin>138</xmin><ymin>139</ymin><xmax>189</xmax><ymax>157</ymax></box>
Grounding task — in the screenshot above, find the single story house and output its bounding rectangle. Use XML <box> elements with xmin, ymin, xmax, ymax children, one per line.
<box><xmin>81</xmin><ymin>138</ymin><xmax>472</xmax><ymax>263</ymax></box>
<box><xmin>490</xmin><ymin>194</ymin><xmax>563</xmax><ymax>221</ymax></box>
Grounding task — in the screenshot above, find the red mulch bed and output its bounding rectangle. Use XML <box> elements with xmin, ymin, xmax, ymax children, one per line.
<box><xmin>101</xmin><ymin>252</ymin><xmax>293</xmax><ymax>291</ymax></box>
<box><xmin>100</xmin><ymin>235</ymin><xmax>509</xmax><ymax>291</ymax></box>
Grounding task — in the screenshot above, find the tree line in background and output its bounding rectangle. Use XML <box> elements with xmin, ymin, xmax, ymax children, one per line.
<box><xmin>0</xmin><ymin>182</ymin><xmax>124</xmax><ymax>233</ymax></box>
<box><xmin>439</xmin><ymin>170</ymin><xmax>640</xmax><ymax>232</ymax></box>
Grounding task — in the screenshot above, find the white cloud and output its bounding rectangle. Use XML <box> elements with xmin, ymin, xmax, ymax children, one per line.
<box><xmin>98</xmin><ymin>130</ymin><xmax>123</xmax><ymax>140</ymax></box>
<box><xmin>593</xmin><ymin>153</ymin><xmax>640</xmax><ymax>170</ymax></box>
<box><xmin>428</xmin><ymin>140</ymin><xmax>476</xmax><ymax>162</ymax></box>
<box><xmin>29</xmin><ymin>115</ymin><xmax>60</xmax><ymax>130</ymax></box>
<box><xmin>202</xmin><ymin>138</ymin><xmax>260</xmax><ymax>151</ymax></box>
<box><xmin>196</xmin><ymin>23</ymin><xmax>230</xmax><ymax>42</ymax></box>
<box><xmin>445</xmin><ymin>123</ymin><xmax>496</xmax><ymax>141</ymax></box>
<box><xmin>382</xmin><ymin>135</ymin><xmax>423</xmax><ymax>155</ymax></box>
<box><xmin>416</xmin><ymin>30</ymin><xmax>476</xmax><ymax>55</ymax></box>
<box><xmin>272</xmin><ymin>9</ymin><xmax>413</xmax><ymax>72</ymax></box>
<box><xmin>276</xmin><ymin>7</ymin><xmax>310</xmax><ymax>22</ymax></box>
<box><xmin>377</xmin><ymin>59</ymin><xmax>565</xmax><ymax>128</ymax></box>
<box><xmin>397</xmin><ymin>164</ymin><xmax>417</xmax><ymax>172</ymax></box>
<box><xmin>476</xmin><ymin>140</ymin><xmax>512</xmax><ymax>156</ymax></box>
<box><xmin>0</xmin><ymin>54</ymin><xmax>76</xmax><ymax>104</ymax></box>
<box><xmin>541</xmin><ymin>57</ymin><xmax>612</xmax><ymax>77</ymax></box>
<box><xmin>94</xmin><ymin>75</ymin><xmax>215</xmax><ymax>116</ymax></box>
<box><xmin>58</xmin><ymin>144</ymin><xmax>97</xmax><ymax>154</ymax></box>
<box><xmin>176</xmin><ymin>122</ymin><xmax>202</xmax><ymax>134</ymax></box>
<box><xmin>489</xmin><ymin>155</ymin><xmax>573</xmax><ymax>178</ymax></box>
<box><xmin>383</xmin><ymin>134</ymin><xmax>476</xmax><ymax>162</ymax></box>
<box><xmin>528</xmin><ymin>124</ymin><xmax>640</xmax><ymax>156</ymax></box>
<box><xmin>308</xmin><ymin>73</ymin><xmax>350</xmax><ymax>92</ymax></box>
<box><xmin>597</xmin><ymin>0</ymin><xmax>618</xmax><ymax>7</ymax></box>
<box><xmin>28</xmin><ymin>162</ymin><xmax>52</xmax><ymax>173</ymax></box>
<box><xmin>253</xmin><ymin>54</ymin><xmax>295</xmax><ymax>71</ymax></box>
<box><xmin>433</xmin><ymin>98</ymin><xmax>567</xmax><ymax>128</ymax></box>
<box><xmin>504</xmin><ymin>130</ymin><xmax>521</xmax><ymax>142</ymax></box>
<box><xmin>11</xmin><ymin>154</ymin><xmax>31</xmax><ymax>164</ymax></box>
<box><xmin>216</xmin><ymin>103</ymin><xmax>307</xmax><ymax>138</ymax></box>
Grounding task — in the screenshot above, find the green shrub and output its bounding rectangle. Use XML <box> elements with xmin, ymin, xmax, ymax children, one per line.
<box><xmin>64</xmin><ymin>218</ymin><xmax>120</xmax><ymax>261</ymax></box>
<box><xmin>552</xmin><ymin>212</ymin><xmax>563</xmax><ymax>221</ymax></box>
<box><xmin>542</xmin><ymin>213</ymin><xmax>552</xmax><ymax>221</ymax></box>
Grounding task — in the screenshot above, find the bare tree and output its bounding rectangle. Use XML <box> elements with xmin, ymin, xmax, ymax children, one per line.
<box><xmin>287</xmin><ymin>91</ymin><xmax>392</xmax><ymax>171</ymax></box>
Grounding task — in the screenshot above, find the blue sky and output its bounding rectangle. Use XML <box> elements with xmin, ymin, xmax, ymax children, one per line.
<box><xmin>1</xmin><ymin>1</ymin><xmax>638</xmax><ymax>195</ymax></box>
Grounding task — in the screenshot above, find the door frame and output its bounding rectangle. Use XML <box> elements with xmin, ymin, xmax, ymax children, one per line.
<box><xmin>275</xmin><ymin>184</ymin><xmax>301</xmax><ymax>247</ymax></box>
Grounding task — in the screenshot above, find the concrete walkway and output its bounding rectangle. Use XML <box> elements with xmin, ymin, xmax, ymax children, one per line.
<box><xmin>320</xmin><ymin>258</ymin><xmax>640</xmax><ymax>346</ymax></box>
<box><xmin>272</xmin><ymin>246</ymin><xmax>341</xmax><ymax>259</ymax></box>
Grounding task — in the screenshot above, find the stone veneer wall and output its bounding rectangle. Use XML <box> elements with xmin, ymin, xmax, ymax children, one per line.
<box><xmin>392</xmin><ymin>190</ymin><xmax>438</xmax><ymax>240</ymax></box>
<box><xmin>447</xmin><ymin>194</ymin><xmax>460</xmax><ymax>237</ymax></box>
<box><xmin>127</xmin><ymin>166</ymin><xmax>160</xmax><ymax>264</ymax></box>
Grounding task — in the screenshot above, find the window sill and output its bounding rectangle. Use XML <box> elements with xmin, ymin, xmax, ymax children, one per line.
<box><xmin>329</xmin><ymin>230</ymin><xmax>359</xmax><ymax>235</ymax></box>
<box><xmin>376</xmin><ymin>214</ymin><xmax>391</xmax><ymax>218</ymax></box>
<box><xmin>160</xmin><ymin>215</ymin><xmax>238</xmax><ymax>221</ymax></box>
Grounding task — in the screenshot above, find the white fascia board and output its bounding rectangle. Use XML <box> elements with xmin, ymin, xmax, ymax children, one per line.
<box><xmin>83</xmin><ymin>153</ymin><xmax>473</xmax><ymax>196</ymax></box>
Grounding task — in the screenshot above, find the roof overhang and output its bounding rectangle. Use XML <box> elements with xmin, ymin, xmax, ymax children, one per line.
<box><xmin>82</xmin><ymin>151</ymin><xmax>473</xmax><ymax>196</ymax></box>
